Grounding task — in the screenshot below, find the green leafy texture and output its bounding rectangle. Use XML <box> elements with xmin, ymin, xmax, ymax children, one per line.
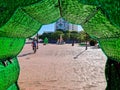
<box><xmin>105</xmin><ymin>59</ymin><xmax>120</xmax><ymax>90</ymax></box>
<box><xmin>83</xmin><ymin>10</ymin><xmax>120</xmax><ymax>39</ymax></box>
<box><xmin>0</xmin><ymin>37</ymin><xmax>25</xmax><ymax>61</ymax></box>
<box><xmin>0</xmin><ymin>0</ymin><xmax>42</xmax><ymax>27</ymax></box>
<box><xmin>99</xmin><ymin>38</ymin><xmax>120</xmax><ymax>62</ymax></box>
<box><xmin>99</xmin><ymin>0</ymin><xmax>120</xmax><ymax>28</ymax></box>
<box><xmin>0</xmin><ymin>57</ymin><xmax>20</xmax><ymax>90</ymax></box>
<box><xmin>22</xmin><ymin>0</ymin><xmax>61</xmax><ymax>24</ymax></box>
<box><xmin>78</xmin><ymin>0</ymin><xmax>120</xmax><ymax>27</ymax></box>
<box><xmin>83</xmin><ymin>10</ymin><xmax>120</xmax><ymax>62</ymax></box>
<box><xmin>61</xmin><ymin>0</ymin><xmax>96</xmax><ymax>24</ymax></box>
<box><xmin>7</xmin><ymin>83</ymin><xmax>18</xmax><ymax>90</ymax></box>
<box><xmin>0</xmin><ymin>8</ymin><xmax>41</xmax><ymax>38</ymax></box>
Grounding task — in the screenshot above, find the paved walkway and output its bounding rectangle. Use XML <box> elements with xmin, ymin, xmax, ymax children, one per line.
<box><xmin>18</xmin><ymin>43</ymin><xmax>107</xmax><ymax>90</ymax></box>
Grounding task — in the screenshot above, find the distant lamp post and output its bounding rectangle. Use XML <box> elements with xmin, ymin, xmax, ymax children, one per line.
<box><xmin>60</xmin><ymin>34</ymin><xmax>63</xmax><ymax>44</ymax></box>
<box><xmin>85</xmin><ymin>33</ymin><xmax>88</xmax><ymax>50</ymax></box>
<box><xmin>36</xmin><ymin>33</ymin><xmax>39</xmax><ymax>49</ymax></box>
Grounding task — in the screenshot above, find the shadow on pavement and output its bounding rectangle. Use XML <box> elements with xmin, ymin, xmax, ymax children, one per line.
<box><xmin>74</xmin><ymin>50</ymin><xmax>86</xmax><ymax>59</ymax></box>
<box><xmin>18</xmin><ymin>52</ymin><xmax>34</xmax><ymax>57</ymax></box>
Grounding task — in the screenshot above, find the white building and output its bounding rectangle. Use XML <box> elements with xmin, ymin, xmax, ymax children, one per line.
<box><xmin>55</xmin><ymin>18</ymin><xmax>78</xmax><ymax>31</ymax></box>
<box><xmin>55</xmin><ymin>18</ymin><xmax>69</xmax><ymax>30</ymax></box>
<box><xmin>69</xmin><ymin>23</ymin><xmax>78</xmax><ymax>31</ymax></box>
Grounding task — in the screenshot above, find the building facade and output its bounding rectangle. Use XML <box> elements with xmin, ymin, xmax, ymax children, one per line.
<box><xmin>55</xmin><ymin>18</ymin><xmax>78</xmax><ymax>31</ymax></box>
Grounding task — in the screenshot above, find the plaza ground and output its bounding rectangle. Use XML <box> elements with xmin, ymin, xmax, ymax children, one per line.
<box><xmin>18</xmin><ymin>43</ymin><xmax>107</xmax><ymax>90</ymax></box>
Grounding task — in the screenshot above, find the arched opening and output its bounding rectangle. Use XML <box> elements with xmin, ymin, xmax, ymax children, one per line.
<box><xmin>18</xmin><ymin>16</ymin><xmax>107</xmax><ymax>90</ymax></box>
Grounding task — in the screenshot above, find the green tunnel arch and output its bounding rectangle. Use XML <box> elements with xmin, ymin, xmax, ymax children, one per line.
<box><xmin>0</xmin><ymin>0</ymin><xmax>120</xmax><ymax>89</ymax></box>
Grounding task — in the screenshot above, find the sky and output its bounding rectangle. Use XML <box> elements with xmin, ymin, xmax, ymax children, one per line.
<box><xmin>38</xmin><ymin>23</ymin><xmax>83</xmax><ymax>34</ymax></box>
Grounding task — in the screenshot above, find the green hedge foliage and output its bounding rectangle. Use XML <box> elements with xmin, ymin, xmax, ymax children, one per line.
<box><xmin>0</xmin><ymin>57</ymin><xmax>20</xmax><ymax>90</ymax></box>
<box><xmin>0</xmin><ymin>37</ymin><xmax>25</xmax><ymax>61</ymax></box>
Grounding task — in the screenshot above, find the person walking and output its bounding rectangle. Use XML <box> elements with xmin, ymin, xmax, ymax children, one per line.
<box><xmin>32</xmin><ymin>39</ymin><xmax>37</xmax><ymax>53</ymax></box>
<box><xmin>43</xmin><ymin>37</ymin><xmax>48</xmax><ymax>45</ymax></box>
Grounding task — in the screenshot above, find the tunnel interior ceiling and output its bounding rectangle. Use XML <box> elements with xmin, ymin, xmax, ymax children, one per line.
<box><xmin>83</xmin><ymin>10</ymin><xmax>120</xmax><ymax>39</ymax></box>
<box><xmin>0</xmin><ymin>0</ymin><xmax>60</xmax><ymax>38</ymax></box>
<box><xmin>0</xmin><ymin>0</ymin><xmax>120</xmax><ymax>38</ymax></box>
<box><xmin>0</xmin><ymin>8</ymin><xmax>42</xmax><ymax>38</ymax></box>
<box><xmin>22</xmin><ymin>0</ymin><xmax>61</xmax><ymax>24</ymax></box>
<box><xmin>0</xmin><ymin>0</ymin><xmax>119</xmax><ymax>62</ymax></box>
<box><xmin>78</xmin><ymin>0</ymin><xmax>120</xmax><ymax>27</ymax></box>
<box><xmin>61</xmin><ymin>0</ymin><xmax>96</xmax><ymax>25</ymax></box>
<box><xmin>0</xmin><ymin>0</ymin><xmax>43</xmax><ymax>27</ymax></box>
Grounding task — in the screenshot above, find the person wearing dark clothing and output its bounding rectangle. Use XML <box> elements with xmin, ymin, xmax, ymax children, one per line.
<box><xmin>32</xmin><ymin>40</ymin><xmax>37</xmax><ymax>53</ymax></box>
